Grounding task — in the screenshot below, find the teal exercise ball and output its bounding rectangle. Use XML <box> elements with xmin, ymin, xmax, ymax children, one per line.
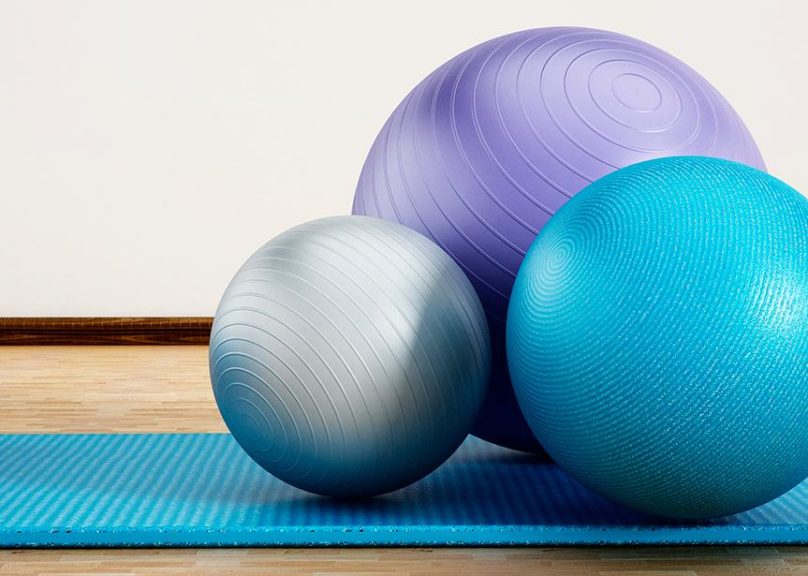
<box><xmin>210</xmin><ymin>216</ymin><xmax>490</xmax><ymax>498</ymax></box>
<box><xmin>507</xmin><ymin>156</ymin><xmax>808</xmax><ymax>519</ymax></box>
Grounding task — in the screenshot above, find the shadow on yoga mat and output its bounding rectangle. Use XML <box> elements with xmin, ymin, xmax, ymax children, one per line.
<box><xmin>1</xmin><ymin>433</ymin><xmax>807</xmax><ymax>546</ymax></box>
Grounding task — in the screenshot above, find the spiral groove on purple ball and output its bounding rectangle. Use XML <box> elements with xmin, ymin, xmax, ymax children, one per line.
<box><xmin>353</xmin><ymin>27</ymin><xmax>766</xmax><ymax>453</ymax></box>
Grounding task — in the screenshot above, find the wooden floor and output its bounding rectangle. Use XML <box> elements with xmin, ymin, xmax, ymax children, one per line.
<box><xmin>0</xmin><ymin>346</ymin><xmax>806</xmax><ymax>575</ymax></box>
<box><xmin>0</xmin><ymin>346</ymin><xmax>223</xmax><ymax>434</ymax></box>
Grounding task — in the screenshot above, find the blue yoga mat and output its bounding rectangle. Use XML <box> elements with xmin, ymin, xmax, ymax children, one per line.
<box><xmin>1</xmin><ymin>433</ymin><xmax>807</xmax><ymax>547</ymax></box>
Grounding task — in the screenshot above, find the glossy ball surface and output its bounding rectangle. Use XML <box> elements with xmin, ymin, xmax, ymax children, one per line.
<box><xmin>210</xmin><ymin>216</ymin><xmax>490</xmax><ymax>498</ymax></box>
<box><xmin>353</xmin><ymin>27</ymin><xmax>765</xmax><ymax>453</ymax></box>
<box><xmin>508</xmin><ymin>157</ymin><xmax>808</xmax><ymax>519</ymax></box>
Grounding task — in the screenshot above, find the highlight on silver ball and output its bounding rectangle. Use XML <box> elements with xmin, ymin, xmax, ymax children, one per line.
<box><xmin>209</xmin><ymin>215</ymin><xmax>491</xmax><ymax>498</ymax></box>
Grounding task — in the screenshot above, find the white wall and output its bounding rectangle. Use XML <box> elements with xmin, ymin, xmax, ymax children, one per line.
<box><xmin>1</xmin><ymin>0</ymin><xmax>805</xmax><ymax>316</ymax></box>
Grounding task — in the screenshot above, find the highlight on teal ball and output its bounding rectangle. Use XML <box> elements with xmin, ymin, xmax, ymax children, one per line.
<box><xmin>506</xmin><ymin>156</ymin><xmax>808</xmax><ymax>519</ymax></box>
<box><xmin>210</xmin><ymin>215</ymin><xmax>491</xmax><ymax>498</ymax></box>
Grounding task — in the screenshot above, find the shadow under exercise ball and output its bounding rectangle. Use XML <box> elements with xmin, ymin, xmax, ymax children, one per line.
<box><xmin>508</xmin><ymin>156</ymin><xmax>808</xmax><ymax>519</ymax></box>
<box><xmin>353</xmin><ymin>27</ymin><xmax>765</xmax><ymax>453</ymax></box>
<box><xmin>209</xmin><ymin>216</ymin><xmax>490</xmax><ymax>498</ymax></box>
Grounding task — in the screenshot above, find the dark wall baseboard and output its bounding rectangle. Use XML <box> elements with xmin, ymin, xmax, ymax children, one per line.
<box><xmin>0</xmin><ymin>317</ymin><xmax>213</xmax><ymax>345</ymax></box>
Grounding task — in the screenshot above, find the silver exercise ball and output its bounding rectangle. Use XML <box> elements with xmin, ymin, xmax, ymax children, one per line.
<box><xmin>209</xmin><ymin>215</ymin><xmax>491</xmax><ymax>497</ymax></box>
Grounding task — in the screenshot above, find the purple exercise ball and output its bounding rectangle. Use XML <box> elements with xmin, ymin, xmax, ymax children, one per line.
<box><xmin>352</xmin><ymin>27</ymin><xmax>766</xmax><ymax>454</ymax></box>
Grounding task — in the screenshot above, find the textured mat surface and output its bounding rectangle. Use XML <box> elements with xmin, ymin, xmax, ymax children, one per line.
<box><xmin>1</xmin><ymin>433</ymin><xmax>807</xmax><ymax>547</ymax></box>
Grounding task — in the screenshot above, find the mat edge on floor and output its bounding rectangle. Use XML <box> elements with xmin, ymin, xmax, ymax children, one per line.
<box><xmin>3</xmin><ymin>525</ymin><xmax>808</xmax><ymax>547</ymax></box>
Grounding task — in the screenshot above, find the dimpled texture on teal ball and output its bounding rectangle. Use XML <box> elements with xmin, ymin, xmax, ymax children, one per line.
<box><xmin>507</xmin><ymin>156</ymin><xmax>808</xmax><ymax>519</ymax></box>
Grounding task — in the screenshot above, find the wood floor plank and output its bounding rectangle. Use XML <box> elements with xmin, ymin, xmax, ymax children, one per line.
<box><xmin>0</xmin><ymin>346</ymin><xmax>224</xmax><ymax>433</ymax></box>
<box><xmin>1</xmin><ymin>547</ymin><xmax>808</xmax><ymax>575</ymax></box>
<box><xmin>0</xmin><ymin>346</ymin><xmax>806</xmax><ymax>574</ymax></box>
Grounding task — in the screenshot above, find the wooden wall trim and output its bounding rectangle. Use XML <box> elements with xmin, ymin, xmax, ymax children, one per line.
<box><xmin>0</xmin><ymin>317</ymin><xmax>212</xmax><ymax>345</ymax></box>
